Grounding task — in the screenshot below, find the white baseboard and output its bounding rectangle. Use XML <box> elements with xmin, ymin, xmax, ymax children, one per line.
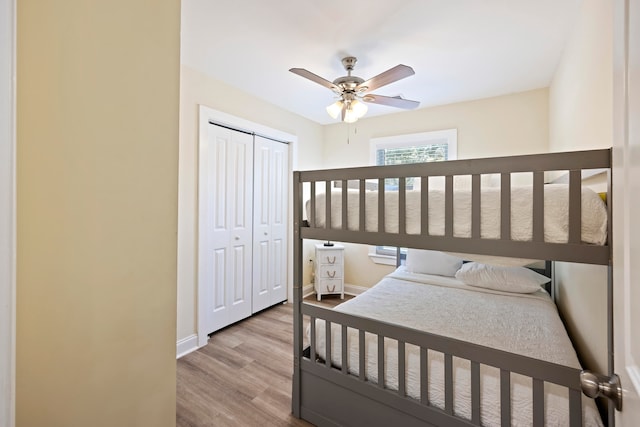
<box><xmin>176</xmin><ymin>334</ymin><xmax>199</xmax><ymax>359</ymax></box>
<box><xmin>344</xmin><ymin>283</ymin><xmax>368</xmax><ymax>296</ymax></box>
<box><xmin>303</xmin><ymin>284</ymin><xmax>314</xmax><ymax>298</ymax></box>
<box><xmin>304</xmin><ymin>283</ymin><xmax>368</xmax><ymax>299</ymax></box>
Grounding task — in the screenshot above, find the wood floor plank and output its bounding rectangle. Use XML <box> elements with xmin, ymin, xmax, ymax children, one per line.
<box><xmin>177</xmin><ymin>296</ymin><xmax>354</xmax><ymax>426</ymax></box>
<box><xmin>176</xmin><ymin>302</ymin><xmax>314</xmax><ymax>427</ymax></box>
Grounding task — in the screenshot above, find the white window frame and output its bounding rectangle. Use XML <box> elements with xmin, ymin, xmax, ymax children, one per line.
<box><xmin>368</xmin><ymin>129</ymin><xmax>457</xmax><ymax>265</ymax></box>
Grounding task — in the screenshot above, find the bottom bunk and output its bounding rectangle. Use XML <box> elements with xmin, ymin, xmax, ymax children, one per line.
<box><xmin>294</xmin><ymin>255</ymin><xmax>603</xmax><ymax>427</ymax></box>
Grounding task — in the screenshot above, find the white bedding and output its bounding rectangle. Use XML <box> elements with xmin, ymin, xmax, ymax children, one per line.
<box><xmin>309</xmin><ymin>269</ymin><xmax>603</xmax><ymax>426</ymax></box>
<box><xmin>306</xmin><ymin>184</ymin><xmax>608</xmax><ymax>245</ymax></box>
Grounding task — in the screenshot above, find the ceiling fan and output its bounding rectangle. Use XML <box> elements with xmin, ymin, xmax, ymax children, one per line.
<box><xmin>290</xmin><ymin>56</ymin><xmax>420</xmax><ymax>123</ymax></box>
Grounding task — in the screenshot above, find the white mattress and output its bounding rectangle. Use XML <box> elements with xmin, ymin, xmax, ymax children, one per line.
<box><xmin>306</xmin><ymin>184</ymin><xmax>608</xmax><ymax>245</ymax></box>
<box><xmin>309</xmin><ymin>269</ymin><xmax>603</xmax><ymax>426</ymax></box>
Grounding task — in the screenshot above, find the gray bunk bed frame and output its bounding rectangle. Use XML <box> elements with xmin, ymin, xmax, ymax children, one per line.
<box><xmin>292</xmin><ymin>148</ymin><xmax>613</xmax><ymax>427</ymax></box>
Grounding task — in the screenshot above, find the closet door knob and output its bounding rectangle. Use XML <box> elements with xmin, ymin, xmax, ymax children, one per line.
<box><xmin>264</xmin><ymin>232</ymin><xmax>268</xmax><ymax>236</ymax></box>
<box><xmin>235</xmin><ymin>236</ymin><xmax>240</xmax><ymax>240</ymax></box>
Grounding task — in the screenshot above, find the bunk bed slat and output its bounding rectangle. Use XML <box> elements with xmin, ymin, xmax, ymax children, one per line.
<box><xmin>341</xmin><ymin>324</ymin><xmax>348</xmax><ymax>374</ymax></box>
<box><xmin>378</xmin><ymin>178</ymin><xmax>385</xmax><ymax>233</ymax></box>
<box><xmin>501</xmin><ymin>173</ymin><xmax>511</xmax><ymax>240</ymax></box>
<box><xmin>420</xmin><ymin>347</ymin><xmax>428</xmax><ymax>405</ymax></box>
<box><xmin>421</xmin><ymin>176</ymin><xmax>429</xmax><ymax>236</ymax></box>
<box><xmin>399</xmin><ymin>177</ymin><xmax>407</xmax><ymax>235</ymax></box>
<box><xmin>310</xmin><ymin>316</ymin><xmax>316</xmax><ymax>362</ymax></box>
<box><xmin>445</xmin><ymin>176</ymin><xmax>454</xmax><ymax>237</ymax></box>
<box><xmin>378</xmin><ymin>335</ymin><xmax>385</xmax><ymax>388</ymax></box>
<box><xmin>532</xmin><ymin>378</ymin><xmax>544</xmax><ymax>427</ymax></box>
<box><xmin>325</xmin><ymin>180</ymin><xmax>332</xmax><ymax>229</ymax></box>
<box><xmin>309</xmin><ymin>183</ymin><xmax>316</xmax><ymax>228</ymax></box>
<box><xmin>471</xmin><ymin>361</ymin><xmax>481</xmax><ymax>424</ymax></box>
<box><xmin>569</xmin><ymin>170</ymin><xmax>582</xmax><ymax>244</ymax></box>
<box><xmin>500</xmin><ymin>369</ymin><xmax>511</xmax><ymax>427</ymax></box>
<box><xmin>359</xmin><ymin>179</ymin><xmax>366</xmax><ymax>232</ymax></box>
<box><xmin>445</xmin><ymin>353</ymin><xmax>453</xmax><ymax>415</ymax></box>
<box><xmin>398</xmin><ymin>341</ymin><xmax>406</xmax><ymax>397</ymax></box>
<box><xmin>359</xmin><ymin>330</ymin><xmax>366</xmax><ymax>381</ymax></box>
<box><xmin>341</xmin><ymin>180</ymin><xmax>348</xmax><ymax>230</ymax></box>
<box><xmin>471</xmin><ymin>174</ymin><xmax>481</xmax><ymax>239</ymax></box>
<box><xmin>569</xmin><ymin>388</ymin><xmax>583</xmax><ymax>427</ymax></box>
<box><xmin>325</xmin><ymin>320</ymin><xmax>332</xmax><ymax>368</ymax></box>
<box><xmin>533</xmin><ymin>171</ymin><xmax>545</xmax><ymax>242</ymax></box>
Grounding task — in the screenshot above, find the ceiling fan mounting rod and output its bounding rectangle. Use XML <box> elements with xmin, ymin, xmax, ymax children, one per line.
<box><xmin>341</xmin><ymin>56</ymin><xmax>357</xmax><ymax>74</ymax></box>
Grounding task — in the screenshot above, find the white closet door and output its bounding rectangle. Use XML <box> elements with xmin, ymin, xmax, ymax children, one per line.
<box><xmin>252</xmin><ymin>136</ymin><xmax>288</xmax><ymax>313</ymax></box>
<box><xmin>199</xmin><ymin>125</ymin><xmax>253</xmax><ymax>334</ymax></box>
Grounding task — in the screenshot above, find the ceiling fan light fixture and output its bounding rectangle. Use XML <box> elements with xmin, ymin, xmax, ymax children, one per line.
<box><xmin>326</xmin><ymin>100</ymin><xmax>343</xmax><ymax>119</ymax></box>
<box><xmin>350</xmin><ymin>99</ymin><xmax>368</xmax><ymax>118</ymax></box>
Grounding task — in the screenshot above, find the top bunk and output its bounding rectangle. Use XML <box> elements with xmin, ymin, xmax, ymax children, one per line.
<box><xmin>293</xmin><ymin>148</ymin><xmax>611</xmax><ymax>265</ymax></box>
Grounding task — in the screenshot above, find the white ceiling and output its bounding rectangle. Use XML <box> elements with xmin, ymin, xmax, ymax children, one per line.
<box><xmin>181</xmin><ymin>0</ymin><xmax>580</xmax><ymax>125</ymax></box>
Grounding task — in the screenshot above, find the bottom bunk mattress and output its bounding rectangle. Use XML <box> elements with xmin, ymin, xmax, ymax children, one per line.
<box><xmin>308</xmin><ymin>267</ymin><xmax>603</xmax><ymax>427</ymax></box>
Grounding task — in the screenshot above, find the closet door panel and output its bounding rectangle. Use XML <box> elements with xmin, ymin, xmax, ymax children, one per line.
<box><xmin>253</xmin><ymin>136</ymin><xmax>288</xmax><ymax>312</ymax></box>
<box><xmin>199</xmin><ymin>125</ymin><xmax>253</xmax><ymax>334</ymax></box>
<box><xmin>252</xmin><ymin>140</ymin><xmax>273</xmax><ymax>312</ymax></box>
<box><xmin>269</xmin><ymin>140</ymin><xmax>288</xmax><ymax>305</ymax></box>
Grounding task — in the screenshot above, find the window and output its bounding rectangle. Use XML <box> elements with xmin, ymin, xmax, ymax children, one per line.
<box><xmin>369</xmin><ymin>129</ymin><xmax>457</xmax><ymax>265</ymax></box>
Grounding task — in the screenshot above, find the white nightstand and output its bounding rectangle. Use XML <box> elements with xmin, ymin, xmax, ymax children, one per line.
<box><xmin>314</xmin><ymin>243</ymin><xmax>344</xmax><ymax>301</ymax></box>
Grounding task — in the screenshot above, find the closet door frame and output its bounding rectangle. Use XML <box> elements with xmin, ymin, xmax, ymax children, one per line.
<box><xmin>196</xmin><ymin>106</ymin><xmax>296</xmax><ymax>347</ymax></box>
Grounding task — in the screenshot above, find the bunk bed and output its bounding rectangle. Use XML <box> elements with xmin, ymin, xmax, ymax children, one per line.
<box><xmin>292</xmin><ymin>148</ymin><xmax>613</xmax><ymax>427</ymax></box>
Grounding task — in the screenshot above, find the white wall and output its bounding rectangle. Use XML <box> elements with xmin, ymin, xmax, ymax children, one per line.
<box><xmin>177</xmin><ymin>65</ymin><xmax>324</xmax><ymax>346</ymax></box>
<box><xmin>548</xmin><ymin>0</ymin><xmax>613</xmax><ymax>374</ymax></box>
<box><xmin>322</xmin><ymin>89</ymin><xmax>550</xmax><ymax>287</ymax></box>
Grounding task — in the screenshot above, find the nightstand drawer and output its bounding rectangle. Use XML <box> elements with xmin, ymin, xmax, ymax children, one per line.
<box><xmin>317</xmin><ymin>265</ymin><xmax>343</xmax><ymax>279</ymax></box>
<box><xmin>316</xmin><ymin>279</ymin><xmax>342</xmax><ymax>295</ymax></box>
<box><xmin>317</xmin><ymin>251</ymin><xmax>343</xmax><ymax>266</ymax></box>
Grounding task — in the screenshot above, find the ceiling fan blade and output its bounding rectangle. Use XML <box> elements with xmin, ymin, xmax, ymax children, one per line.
<box><xmin>362</xmin><ymin>94</ymin><xmax>420</xmax><ymax>110</ymax></box>
<box><xmin>356</xmin><ymin>64</ymin><xmax>415</xmax><ymax>92</ymax></box>
<box><xmin>289</xmin><ymin>68</ymin><xmax>341</xmax><ymax>93</ymax></box>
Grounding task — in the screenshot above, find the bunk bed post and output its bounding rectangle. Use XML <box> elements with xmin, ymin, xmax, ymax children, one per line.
<box><xmin>607</xmin><ymin>160</ymin><xmax>615</xmax><ymax>427</ymax></box>
<box><xmin>291</xmin><ymin>171</ymin><xmax>303</xmax><ymax>418</ymax></box>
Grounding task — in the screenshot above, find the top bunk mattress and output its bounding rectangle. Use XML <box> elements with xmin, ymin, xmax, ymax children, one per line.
<box><xmin>306</xmin><ymin>184</ymin><xmax>608</xmax><ymax>245</ymax></box>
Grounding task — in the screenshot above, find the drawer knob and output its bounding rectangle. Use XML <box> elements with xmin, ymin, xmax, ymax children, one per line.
<box><xmin>327</xmin><ymin>271</ymin><xmax>336</xmax><ymax>278</ymax></box>
<box><xmin>326</xmin><ymin>256</ymin><xmax>336</xmax><ymax>264</ymax></box>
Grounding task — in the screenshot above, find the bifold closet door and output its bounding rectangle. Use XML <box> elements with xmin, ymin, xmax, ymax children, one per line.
<box><xmin>198</xmin><ymin>125</ymin><xmax>254</xmax><ymax>335</ymax></box>
<box><xmin>252</xmin><ymin>136</ymin><xmax>288</xmax><ymax>313</ymax></box>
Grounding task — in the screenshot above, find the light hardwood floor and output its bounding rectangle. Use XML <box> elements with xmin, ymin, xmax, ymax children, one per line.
<box><xmin>176</xmin><ymin>294</ymin><xmax>351</xmax><ymax>427</ymax></box>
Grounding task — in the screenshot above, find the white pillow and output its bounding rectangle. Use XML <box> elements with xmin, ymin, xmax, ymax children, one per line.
<box><xmin>455</xmin><ymin>262</ymin><xmax>549</xmax><ymax>294</ymax></box>
<box><xmin>405</xmin><ymin>249</ymin><xmax>463</xmax><ymax>277</ymax></box>
<box><xmin>445</xmin><ymin>252</ymin><xmax>540</xmax><ymax>267</ymax></box>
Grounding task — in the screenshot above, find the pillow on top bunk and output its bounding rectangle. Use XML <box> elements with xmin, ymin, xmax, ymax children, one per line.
<box><xmin>455</xmin><ymin>262</ymin><xmax>549</xmax><ymax>294</ymax></box>
<box><xmin>405</xmin><ymin>249</ymin><xmax>463</xmax><ymax>277</ymax></box>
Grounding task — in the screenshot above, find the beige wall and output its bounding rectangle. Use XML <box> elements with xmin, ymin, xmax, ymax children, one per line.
<box><xmin>177</xmin><ymin>65</ymin><xmax>323</xmax><ymax>343</ymax></box>
<box><xmin>17</xmin><ymin>1</ymin><xmax>181</xmax><ymax>426</ymax></box>
<box><xmin>548</xmin><ymin>0</ymin><xmax>613</xmax><ymax>375</ymax></box>
<box><xmin>322</xmin><ymin>89</ymin><xmax>550</xmax><ymax>287</ymax></box>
